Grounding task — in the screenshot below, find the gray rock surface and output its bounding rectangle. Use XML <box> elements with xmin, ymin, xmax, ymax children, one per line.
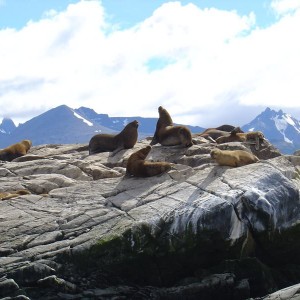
<box><xmin>253</xmin><ymin>282</ymin><xmax>300</xmax><ymax>300</ymax></box>
<box><xmin>0</xmin><ymin>137</ymin><xmax>299</xmax><ymax>299</ymax></box>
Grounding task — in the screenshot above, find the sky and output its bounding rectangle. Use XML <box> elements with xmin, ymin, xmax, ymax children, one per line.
<box><xmin>0</xmin><ymin>0</ymin><xmax>300</xmax><ymax>128</ymax></box>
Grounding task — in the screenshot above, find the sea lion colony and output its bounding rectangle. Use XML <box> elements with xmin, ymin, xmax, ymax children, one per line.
<box><xmin>0</xmin><ymin>106</ymin><xmax>265</xmax><ymax>179</ymax></box>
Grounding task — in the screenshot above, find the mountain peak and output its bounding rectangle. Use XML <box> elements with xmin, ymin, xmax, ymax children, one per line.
<box><xmin>259</xmin><ymin>107</ymin><xmax>288</xmax><ymax>119</ymax></box>
<box><xmin>51</xmin><ymin>104</ymin><xmax>72</xmax><ymax>112</ymax></box>
<box><xmin>263</xmin><ymin>107</ymin><xmax>276</xmax><ymax>114</ymax></box>
<box><xmin>242</xmin><ymin>107</ymin><xmax>300</xmax><ymax>154</ymax></box>
<box><xmin>75</xmin><ymin>107</ymin><xmax>109</xmax><ymax>119</ymax></box>
<box><xmin>0</xmin><ymin>118</ymin><xmax>16</xmax><ymax>134</ymax></box>
<box><xmin>1</xmin><ymin>105</ymin><xmax>299</xmax><ymax>155</ymax></box>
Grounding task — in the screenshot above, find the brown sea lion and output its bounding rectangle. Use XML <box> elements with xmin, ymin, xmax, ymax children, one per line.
<box><xmin>126</xmin><ymin>145</ymin><xmax>172</xmax><ymax>177</ymax></box>
<box><xmin>194</xmin><ymin>126</ymin><xmax>244</xmax><ymax>142</ymax></box>
<box><xmin>0</xmin><ymin>140</ymin><xmax>32</xmax><ymax>162</ymax></box>
<box><xmin>89</xmin><ymin>120</ymin><xmax>139</xmax><ymax>155</ymax></box>
<box><xmin>151</xmin><ymin>106</ymin><xmax>173</xmax><ymax>145</ymax></box>
<box><xmin>216</xmin><ymin>129</ymin><xmax>264</xmax><ymax>144</ymax></box>
<box><xmin>158</xmin><ymin>125</ymin><xmax>193</xmax><ymax>147</ymax></box>
<box><xmin>230</xmin><ymin>126</ymin><xmax>244</xmax><ymax>135</ymax></box>
<box><xmin>150</xmin><ymin>106</ymin><xmax>193</xmax><ymax>147</ymax></box>
<box><xmin>210</xmin><ymin>148</ymin><xmax>259</xmax><ymax>167</ymax></box>
<box><xmin>203</xmin><ymin>124</ymin><xmax>240</xmax><ymax>134</ymax></box>
<box><xmin>0</xmin><ymin>189</ymin><xmax>31</xmax><ymax>200</ymax></box>
<box><xmin>246</xmin><ymin>131</ymin><xmax>264</xmax><ymax>141</ymax></box>
<box><xmin>215</xmin><ymin>124</ymin><xmax>238</xmax><ymax>132</ymax></box>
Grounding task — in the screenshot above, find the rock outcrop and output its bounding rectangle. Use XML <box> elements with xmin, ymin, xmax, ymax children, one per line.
<box><xmin>0</xmin><ymin>137</ymin><xmax>300</xmax><ymax>300</ymax></box>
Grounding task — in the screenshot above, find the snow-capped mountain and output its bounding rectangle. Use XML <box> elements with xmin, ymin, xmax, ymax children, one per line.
<box><xmin>0</xmin><ymin>118</ymin><xmax>16</xmax><ymax>135</ymax></box>
<box><xmin>1</xmin><ymin>105</ymin><xmax>299</xmax><ymax>154</ymax></box>
<box><xmin>74</xmin><ymin>106</ymin><xmax>160</xmax><ymax>134</ymax></box>
<box><xmin>0</xmin><ymin>105</ymin><xmax>204</xmax><ymax>148</ymax></box>
<box><xmin>242</xmin><ymin>107</ymin><xmax>300</xmax><ymax>154</ymax></box>
<box><xmin>74</xmin><ymin>106</ymin><xmax>204</xmax><ymax>135</ymax></box>
<box><xmin>0</xmin><ymin>105</ymin><xmax>116</xmax><ymax>148</ymax></box>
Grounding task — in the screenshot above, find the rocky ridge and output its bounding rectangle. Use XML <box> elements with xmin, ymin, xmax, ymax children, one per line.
<box><xmin>0</xmin><ymin>136</ymin><xmax>300</xmax><ymax>299</ymax></box>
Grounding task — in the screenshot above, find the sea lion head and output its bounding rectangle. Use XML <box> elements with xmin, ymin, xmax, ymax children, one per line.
<box><xmin>137</xmin><ymin>145</ymin><xmax>152</xmax><ymax>159</ymax></box>
<box><xmin>158</xmin><ymin>106</ymin><xmax>168</xmax><ymax>116</ymax></box>
<box><xmin>122</xmin><ymin>120</ymin><xmax>139</xmax><ymax>133</ymax></box>
<box><xmin>129</xmin><ymin>120</ymin><xmax>139</xmax><ymax>129</ymax></box>
<box><xmin>258</xmin><ymin>131</ymin><xmax>264</xmax><ymax>139</ymax></box>
<box><xmin>247</xmin><ymin>131</ymin><xmax>265</xmax><ymax>140</ymax></box>
<box><xmin>21</xmin><ymin>140</ymin><xmax>32</xmax><ymax>151</ymax></box>
<box><xmin>230</xmin><ymin>127</ymin><xmax>243</xmax><ymax>135</ymax></box>
<box><xmin>179</xmin><ymin>127</ymin><xmax>193</xmax><ymax>147</ymax></box>
<box><xmin>210</xmin><ymin>148</ymin><xmax>221</xmax><ymax>159</ymax></box>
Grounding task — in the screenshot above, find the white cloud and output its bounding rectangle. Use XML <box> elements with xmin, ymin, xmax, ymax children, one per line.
<box><xmin>0</xmin><ymin>0</ymin><xmax>300</xmax><ymax>128</ymax></box>
<box><xmin>271</xmin><ymin>0</ymin><xmax>300</xmax><ymax>15</ymax></box>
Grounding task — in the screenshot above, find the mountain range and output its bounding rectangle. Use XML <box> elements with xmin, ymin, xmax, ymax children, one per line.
<box><xmin>1</xmin><ymin>105</ymin><xmax>300</xmax><ymax>154</ymax></box>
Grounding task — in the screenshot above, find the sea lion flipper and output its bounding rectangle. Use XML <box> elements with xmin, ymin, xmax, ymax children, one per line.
<box><xmin>150</xmin><ymin>135</ymin><xmax>159</xmax><ymax>145</ymax></box>
<box><xmin>110</xmin><ymin>146</ymin><xmax>124</xmax><ymax>157</ymax></box>
<box><xmin>207</xmin><ymin>136</ymin><xmax>217</xmax><ymax>143</ymax></box>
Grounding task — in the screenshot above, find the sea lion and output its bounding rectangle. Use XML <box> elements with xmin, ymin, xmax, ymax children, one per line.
<box><xmin>215</xmin><ymin>124</ymin><xmax>238</xmax><ymax>132</ymax></box>
<box><xmin>195</xmin><ymin>129</ymin><xmax>227</xmax><ymax>140</ymax></box>
<box><xmin>89</xmin><ymin>120</ymin><xmax>139</xmax><ymax>155</ymax></box>
<box><xmin>157</xmin><ymin>126</ymin><xmax>193</xmax><ymax>147</ymax></box>
<box><xmin>150</xmin><ymin>106</ymin><xmax>193</xmax><ymax>147</ymax></box>
<box><xmin>0</xmin><ymin>189</ymin><xmax>31</xmax><ymax>200</ymax></box>
<box><xmin>229</xmin><ymin>126</ymin><xmax>244</xmax><ymax>135</ymax></box>
<box><xmin>216</xmin><ymin>129</ymin><xmax>264</xmax><ymax>144</ymax></box>
<box><xmin>126</xmin><ymin>145</ymin><xmax>172</xmax><ymax>177</ymax></box>
<box><xmin>0</xmin><ymin>140</ymin><xmax>32</xmax><ymax>162</ymax></box>
<box><xmin>210</xmin><ymin>148</ymin><xmax>259</xmax><ymax>167</ymax></box>
<box><xmin>194</xmin><ymin>126</ymin><xmax>244</xmax><ymax>142</ymax></box>
<box><xmin>151</xmin><ymin>106</ymin><xmax>173</xmax><ymax>145</ymax></box>
<box><xmin>246</xmin><ymin>131</ymin><xmax>265</xmax><ymax>141</ymax></box>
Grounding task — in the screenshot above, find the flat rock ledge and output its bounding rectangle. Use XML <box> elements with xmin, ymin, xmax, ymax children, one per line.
<box><xmin>1</xmin><ymin>137</ymin><xmax>300</xmax><ymax>300</ymax></box>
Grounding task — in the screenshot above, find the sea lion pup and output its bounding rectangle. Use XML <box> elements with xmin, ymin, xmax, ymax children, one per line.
<box><xmin>89</xmin><ymin>120</ymin><xmax>139</xmax><ymax>155</ymax></box>
<box><xmin>150</xmin><ymin>106</ymin><xmax>193</xmax><ymax>147</ymax></box>
<box><xmin>126</xmin><ymin>145</ymin><xmax>172</xmax><ymax>177</ymax></box>
<box><xmin>0</xmin><ymin>140</ymin><xmax>32</xmax><ymax>162</ymax></box>
<box><xmin>210</xmin><ymin>148</ymin><xmax>259</xmax><ymax>167</ymax></box>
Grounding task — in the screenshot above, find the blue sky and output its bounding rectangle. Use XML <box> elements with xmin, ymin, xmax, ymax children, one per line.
<box><xmin>0</xmin><ymin>0</ymin><xmax>77</xmax><ymax>29</ymax></box>
<box><xmin>0</xmin><ymin>0</ymin><xmax>300</xmax><ymax>127</ymax></box>
<box><xmin>0</xmin><ymin>0</ymin><xmax>276</xmax><ymax>29</ymax></box>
